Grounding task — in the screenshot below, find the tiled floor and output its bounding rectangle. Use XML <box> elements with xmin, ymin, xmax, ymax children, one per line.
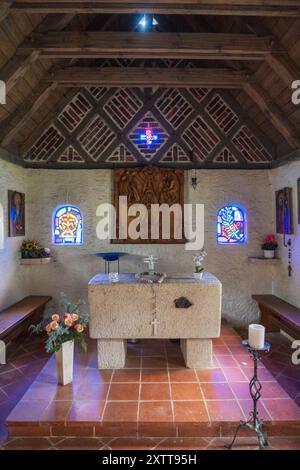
<box><xmin>1</xmin><ymin>323</ymin><xmax>300</xmax><ymax>450</ymax></box>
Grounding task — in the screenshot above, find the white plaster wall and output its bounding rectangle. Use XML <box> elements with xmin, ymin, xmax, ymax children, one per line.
<box><xmin>270</xmin><ymin>160</ymin><xmax>300</xmax><ymax>309</ymax></box>
<box><xmin>26</xmin><ymin>168</ymin><xmax>275</xmax><ymax>327</ymax></box>
<box><xmin>0</xmin><ymin>157</ymin><xmax>28</xmax><ymax>310</ymax></box>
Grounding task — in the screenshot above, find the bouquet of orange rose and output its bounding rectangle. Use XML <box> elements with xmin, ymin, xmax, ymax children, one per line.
<box><xmin>30</xmin><ymin>293</ymin><xmax>89</xmax><ymax>353</ymax></box>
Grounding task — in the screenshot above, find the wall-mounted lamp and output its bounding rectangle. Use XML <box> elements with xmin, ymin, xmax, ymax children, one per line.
<box><xmin>190</xmin><ymin>150</ymin><xmax>198</xmax><ymax>190</ymax></box>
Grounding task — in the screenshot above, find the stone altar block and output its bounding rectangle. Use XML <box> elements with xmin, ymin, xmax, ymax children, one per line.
<box><xmin>88</xmin><ymin>273</ymin><xmax>222</xmax><ymax>369</ymax></box>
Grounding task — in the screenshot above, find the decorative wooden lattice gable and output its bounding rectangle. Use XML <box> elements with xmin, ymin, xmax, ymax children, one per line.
<box><xmin>24</xmin><ymin>87</ymin><xmax>274</xmax><ymax>169</ymax></box>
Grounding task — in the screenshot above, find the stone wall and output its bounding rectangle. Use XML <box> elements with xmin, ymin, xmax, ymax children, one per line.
<box><xmin>26</xmin><ymin>168</ymin><xmax>275</xmax><ymax>327</ymax></box>
<box><xmin>270</xmin><ymin>160</ymin><xmax>300</xmax><ymax>310</ymax></box>
<box><xmin>0</xmin><ymin>157</ymin><xmax>28</xmax><ymax>310</ymax></box>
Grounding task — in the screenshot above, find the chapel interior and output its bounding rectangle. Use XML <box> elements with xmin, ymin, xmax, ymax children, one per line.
<box><xmin>0</xmin><ymin>0</ymin><xmax>300</xmax><ymax>452</ymax></box>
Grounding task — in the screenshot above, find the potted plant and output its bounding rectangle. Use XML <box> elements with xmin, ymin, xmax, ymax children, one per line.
<box><xmin>261</xmin><ymin>234</ymin><xmax>278</xmax><ymax>259</ymax></box>
<box><xmin>21</xmin><ymin>240</ymin><xmax>52</xmax><ymax>264</ymax></box>
<box><xmin>30</xmin><ymin>293</ymin><xmax>88</xmax><ymax>385</ymax></box>
<box><xmin>193</xmin><ymin>250</ymin><xmax>207</xmax><ymax>279</ymax></box>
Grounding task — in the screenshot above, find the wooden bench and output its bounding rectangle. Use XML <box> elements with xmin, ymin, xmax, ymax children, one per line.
<box><xmin>252</xmin><ymin>295</ymin><xmax>300</xmax><ymax>339</ymax></box>
<box><xmin>0</xmin><ymin>296</ymin><xmax>51</xmax><ymax>364</ymax></box>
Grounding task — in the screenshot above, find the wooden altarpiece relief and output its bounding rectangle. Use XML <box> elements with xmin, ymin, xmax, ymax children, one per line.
<box><xmin>113</xmin><ymin>167</ymin><xmax>185</xmax><ymax>244</ymax></box>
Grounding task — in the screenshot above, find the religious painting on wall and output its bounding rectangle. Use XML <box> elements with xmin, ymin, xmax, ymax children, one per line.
<box><xmin>113</xmin><ymin>167</ymin><xmax>184</xmax><ymax>244</ymax></box>
<box><xmin>8</xmin><ymin>190</ymin><xmax>25</xmax><ymax>237</ymax></box>
<box><xmin>276</xmin><ymin>187</ymin><xmax>293</xmax><ymax>234</ymax></box>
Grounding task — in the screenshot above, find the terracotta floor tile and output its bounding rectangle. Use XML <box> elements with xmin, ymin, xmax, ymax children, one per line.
<box><xmin>53</xmin><ymin>383</ymin><xmax>78</xmax><ymax>401</ymax></box>
<box><xmin>112</xmin><ymin>370</ymin><xmax>140</xmax><ymax>383</ymax></box>
<box><xmin>156</xmin><ymin>437</ymin><xmax>209</xmax><ymax>450</ymax></box>
<box><xmin>21</xmin><ymin>382</ymin><xmax>57</xmax><ymax>401</ymax></box>
<box><xmin>167</xmin><ymin>356</ymin><xmax>186</xmax><ymax>368</ymax></box>
<box><xmin>82</xmin><ymin>369</ymin><xmax>113</xmax><ymax>383</ymax></box>
<box><xmin>262</xmin><ymin>398</ymin><xmax>300</xmax><ymax>421</ymax></box>
<box><xmin>222</xmin><ymin>367</ymin><xmax>248</xmax><ymax>382</ymax></box>
<box><xmin>213</xmin><ymin>345</ymin><xmax>231</xmax><ymax>355</ymax></box>
<box><xmin>197</xmin><ymin>368</ymin><xmax>227</xmax><ymax>383</ymax></box>
<box><xmin>230</xmin><ymin>382</ymin><xmax>252</xmax><ymax>399</ymax></box>
<box><xmin>241</xmin><ymin>367</ymin><xmax>276</xmax><ymax>382</ymax></box>
<box><xmin>139</xmin><ymin>401</ymin><xmax>173</xmax><ymax>422</ymax></box>
<box><xmin>168</xmin><ymin>369</ymin><xmax>197</xmax><ymax>382</ymax></box>
<box><xmin>276</xmin><ymin>375</ymin><xmax>300</xmax><ymax>399</ymax></box>
<box><xmin>171</xmin><ymin>383</ymin><xmax>202</xmax><ymax>401</ymax></box>
<box><xmin>215</xmin><ymin>355</ymin><xmax>239</xmax><ymax>368</ymax></box>
<box><xmin>141</xmin><ymin>369</ymin><xmax>169</xmax><ymax>382</ymax></box>
<box><xmin>108</xmin><ymin>383</ymin><xmax>139</xmax><ymax>401</ymax></box>
<box><xmin>75</xmin><ymin>383</ymin><xmax>109</xmax><ymax>401</ymax></box>
<box><xmin>206</xmin><ymin>400</ymin><xmax>244</xmax><ymax>421</ymax></box>
<box><xmin>268</xmin><ymin>436</ymin><xmax>300</xmax><ymax>450</ymax></box>
<box><xmin>55</xmin><ymin>437</ymin><xmax>104</xmax><ymax>450</ymax></box>
<box><xmin>7</xmin><ymin>400</ymin><xmax>50</xmax><ymax>422</ymax></box>
<box><xmin>140</xmin><ymin>383</ymin><xmax>170</xmax><ymax>401</ymax></box>
<box><xmin>108</xmin><ymin>437</ymin><xmax>157</xmax><ymax>450</ymax></box>
<box><xmin>259</xmin><ymin>382</ymin><xmax>290</xmax><ymax>399</ymax></box>
<box><xmin>103</xmin><ymin>402</ymin><xmax>138</xmax><ymax>422</ymax></box>
<box><xmin>124</xmin><ymin>357</ymin><xmax>142</xmax><ymax>369</ymax></box>
<box><xmin>142</xmin><ymin>357</ymin><xmax>168</xmax><ymax>368</ymax></box>
<box><xmin>227</xmin><ymin>345</ymin><xmax>249</xmax><ymax>355</ymax></box>
<box><xmin>42</xmin><ymin>400</ymin><xmax>72</xmax><ymax>422</ymax></box>
<box><xmin>238</xmin><ymin>399</ymin><xmax>271</xmax><ymax>421</ymax></box>
<box><xmin>3</xmin><ymin>437</ymin><xmax>52</xmax><ymax>450</ymax></box>
<box><xmin>201</xmin><ymin>382</ymin><xmax>234</xmax><ymax>400</ymax></box>
<box><xmin>173</xmin><ymin>401</ymin><xmax>209</xmax><ymax>422</ymax></box>
<box><xmin>68</xmin><ymin>400</ymin><xmax>105</xmax><ymax>422</ymax></box>
<box><xmin>0</xmin><ymin>369</ymin><xmax>24</xmax><ymax>387</ymax></box>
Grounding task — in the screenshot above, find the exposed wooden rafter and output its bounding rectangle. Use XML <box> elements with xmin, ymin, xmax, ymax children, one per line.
<box><xmin>243</xmin><ymin>82</ymin><xmax>300</xmax><ymax>149</ymax></box>
<box><xmin>20</xmin><ymin>88</ymin><xmax>80</xmax><ymax>157</ymax></box>
<box><xmin>0</xmin><ymin>82</ymin><xmax>58</xmax><ymax>147</ymax></box>
<box><xmin>1</xmin><ymin>14</ymin><xmax>75</xmax><ymax>94</ymax></box>
<box><xmin>265</xmin><ymin>53</ymin><xmax>300</xmax><ymax>88</ymax></box>
<box><xmin>45</xmin><ymin>66</ymin><xmax>251</xmax><ymax>88</ymax></box>
<box><xmin>10</xmin><ymin>1</ymin><xmax>300</xmax><ymax>17</ymax></box>
<box><xmin>0</xmin><ymin>2</ymin><xmax>12</xmax><ymax>23</ymax></box>
<box><xmin>18</xmin><ymin>32</ymin><xmax>276</xmax><ymax>60</ymax></box>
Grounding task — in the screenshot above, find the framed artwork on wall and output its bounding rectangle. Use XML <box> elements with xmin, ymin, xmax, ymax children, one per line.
<box><xmin>275</xmin><ymin>187</ymin><xmax>293</xmax><ymax>235</ymax></box>
<box><xmin>8</xmin><ymin>190</ymin><xmax>25</xmax><ymax>237</ymax></box>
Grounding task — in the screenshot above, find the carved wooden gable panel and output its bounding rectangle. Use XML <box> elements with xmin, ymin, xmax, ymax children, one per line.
<box><xmin>24</xmin><ymin>87</ymin><xmax>274</xmax><ymax>169</ymax></box>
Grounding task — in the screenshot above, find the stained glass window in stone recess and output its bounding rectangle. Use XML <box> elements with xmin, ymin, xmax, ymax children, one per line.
<box><xmin>217</xmin><ymin>206</ymin><xmax>247</xmax><ymax>245</ymax></box>
<box><xmin>53</xmin><ymin>206</ymin><xmax>83</xmax><ymax>245</ymax></box>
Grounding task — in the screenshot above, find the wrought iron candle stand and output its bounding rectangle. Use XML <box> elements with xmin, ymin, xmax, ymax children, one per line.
<box><xmin>225</xmin><ymin>339</ymin><xmax>270</xmax><ymax>451</ymax></box>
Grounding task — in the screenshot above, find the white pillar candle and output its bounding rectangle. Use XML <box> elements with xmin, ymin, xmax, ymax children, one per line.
<box><xmin>248</xmin><ymin>324</ymin><xmax>265</xmax><ymax>349</ymax></box>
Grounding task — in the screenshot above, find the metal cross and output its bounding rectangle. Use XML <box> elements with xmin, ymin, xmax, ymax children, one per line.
<box><xmin>151</xmin><ymin>318</ymin><xmax>160</xmax><ymax>336</ymax></box>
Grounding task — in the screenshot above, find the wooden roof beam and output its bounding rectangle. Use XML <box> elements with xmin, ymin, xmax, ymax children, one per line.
<box><xmin>10</xmin><ymin>1</ymin><xmax>300</xmax><ymax>17</ymax></box>
<box><xmin>0</xmin><ymin>2</ymin><xmax>12</xmax><ymax>23</ymax></box>
<box><xmin>0</xmin><ymin>82</ymin><xmax>58</xmax><ymax>147</ymax></box>
<box><xmin>265</xmin><ymin>53</ymin><xmax>300</xmax><ymax>88</ymax></box>
<box><xmin>0</xmin><ymin>14</ymin><xmax>75</xmax><ymax>94</ymax></box>
<box><xmin>18</xmin><ymin>31</ymin><xmax>276</xmax><ymax>60</ymax></box>
<box><xmin>243</xmin><ymin>82</ymin><xmax>300</xmax><ymax>149</ymax></box>
<box><xmin>44</xmin><ymin>66</ymin><xmax>251</xmax><ymax>88</ymax></box>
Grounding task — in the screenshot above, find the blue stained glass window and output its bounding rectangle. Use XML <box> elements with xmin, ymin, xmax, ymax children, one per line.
<box><xmin>217</xmin><ymin>205</ymin><xmax>247</xmax><ymax>245</ymax></box>
<box><xmin>53</xmin><ymin>205</ymin><xmax>83</xmax><ymax>245</ymax></box>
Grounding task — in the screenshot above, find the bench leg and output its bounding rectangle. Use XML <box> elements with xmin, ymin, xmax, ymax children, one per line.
<box><xmin>0</xmin><ymin>340</ymin><xmax>6</xmax><ymax>365</ymax></box>
<box><xmin>260</xmin><ymin>306</ymin><xmax>280</xmax><ymax>332</ymax></box>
